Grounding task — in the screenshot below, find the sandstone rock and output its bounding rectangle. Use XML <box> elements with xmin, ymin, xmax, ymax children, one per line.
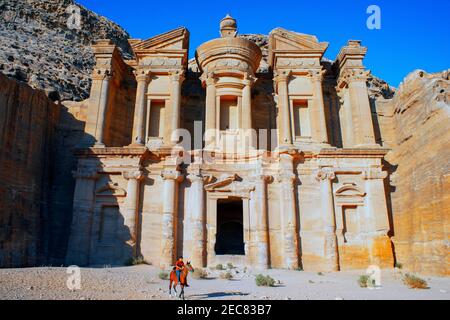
<box><xmin>0</xmin><ymin>73</ymin><xmax>60</xmax><ymax>267</ymax></box>
<box><xmin>0</xmin><ymin>0</ymin><xmax>132</xmax><ymax>101</ymax></box>
<box><xmin>378</xmin><ymin>69</ymin><xmax>450</xmax><ymax>276</ymax></box>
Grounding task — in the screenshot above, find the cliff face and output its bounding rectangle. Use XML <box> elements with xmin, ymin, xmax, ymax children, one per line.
<box><xmin>0</xmin><ymin>73</ymin><xmax>60</xmax><ymax>267</ymax></box>
<box><xmin>0</xmin><ymin>0</ymin><xmax>132</xmax><ymax>101</ymax></box>
<box><xmin>379</xmin><ymin>70</ymin><xmax>450</xmax><ymax>276</ymax></box>
<box><xmin>0</xmin><ymin>2</ymin><xmax>448</xmax><ymax>274</ymax></box>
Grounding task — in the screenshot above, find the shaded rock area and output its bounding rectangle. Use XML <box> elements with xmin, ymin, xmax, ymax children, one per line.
<box><xmin>0</xmin><ymin>73</ymin><xmax>60</xmax><ymax>267</ymax></box>
<box><xmin>0</xmin><ymin>0</ymin><xmax>132</xmax><ymax>101</ymax></box>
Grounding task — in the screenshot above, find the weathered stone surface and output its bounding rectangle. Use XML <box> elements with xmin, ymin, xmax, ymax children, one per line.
<box><xmin>379</xmin><ymin>70</ymin><xmax>450</xmax><ymax>276</ymax></box>
<box><xmin>0</xmin><ymin>0</ymin><xmax>132</xmax><ymax>101</ymax></box>
<box><xmin>0</xmin><ymin>73</ymin><xmax>60</xmax><ymax>267</ymax></box>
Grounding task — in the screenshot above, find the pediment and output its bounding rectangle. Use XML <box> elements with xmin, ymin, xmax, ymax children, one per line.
<box><xmin>269</xmin><ymin>28</ymin><xmax>328</xmax><ymax>53</ymax></box>
<box><xmin>335</xmin><ymin>183</ymin><xmax>366</xmax><ymax>197</ymax></box>
<box><xmin>129</xmin><ymin>27</ymin><xmax>189</xmax><ymax>53</ymax></box>
<box><xmin>205</xmin><ymin>174</ymin><xmax>239</xmax><ymax>191</ymax></box>
<box><xmin>95</xmin><ymin>183</ymin><xmax>127</xmax><ymax>197</ymax></box>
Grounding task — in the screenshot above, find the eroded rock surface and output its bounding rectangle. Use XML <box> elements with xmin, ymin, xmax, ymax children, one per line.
<box><xmin>379</xmin><ymin>70</ymin><xmax>450</xmax><ymax>276</ymax></box>
<box><xmin>0</xmin><ymin>0</ymin><xmax>132</xmax><ymax>101</ymax></box>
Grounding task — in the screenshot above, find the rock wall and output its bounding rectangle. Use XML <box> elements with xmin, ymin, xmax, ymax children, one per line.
<box><xmin>0</xmin><ymin>73</ymin><xmax>60</xmax><ymax>267</ymax></box>
<box><xmin>378</xmin><ymin>70</ymin><xmax>450</xmax><ymax>276</ymax></box>
<box><xmin>0</xmin><ymin>0</ymin><xmax>132</xmax><ymax>101</ymax></box>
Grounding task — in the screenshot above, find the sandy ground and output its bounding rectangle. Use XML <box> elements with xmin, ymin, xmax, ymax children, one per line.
<box><xmin>0</xmin><ymin>265</ymin><xmax>448</xmax><ymax>300</ymax></box>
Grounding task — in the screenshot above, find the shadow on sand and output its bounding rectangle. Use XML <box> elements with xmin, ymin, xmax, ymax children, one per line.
<box><xmin>187</xmin><ymin>291</ymin><xmax>250</xmax><ymax>299</ymax></box>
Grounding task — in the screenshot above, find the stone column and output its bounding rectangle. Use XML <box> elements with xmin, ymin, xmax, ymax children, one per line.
<box><xmin>242</xmin><ymin>73</ymin><xmax>255</xmax><ymax>147</ymax></box>
<box><xmin>66</xmin><ymin>165</ymin><xmax>98</xmax><ymax>266</ymax></box>
<box><xmin>203</xmin><ymin>72</ymin><xmax>217</xmax><ymax>148</ymax></box>
<box><xmin>274</xmin><ymin>71</ymin><xmax>293</xmax><ymax>146</ymax></box>
<box><xmin>186</xmin><ymin>172</ymin><xmax>210</xmax><ymax>268</ymax></box>
<box><xmin>251</xmin><ymin>172</ymin><xmax>271</xmax><ymax>270</ymax></box>
<box><xmin>277</xmin><ymin>154</ymin><xmax>299</xmax><ymax>269</ymax></box>
<box><xmin>93</xmin><ymin>69</ymin><xmax>113</xmax><ymax>147</ymax></box>
<box><xmin>122</xmin><ymin>170</ymin><xmax>144</xmax><ymax>258</ymax></box>
<box><xmin>309</xmin><ymin>69</ymin><xmax>329</xmax><ymax>144</ymax></box>
<box><xmin>168</xmin><ymin>70</ymin><xmax>185</xmax><ymax>145</ymax></box>
<box><xmin>160</xmin><ymin>169</ymin><xmax>183</xmax><ymax>268</ymax></box>
<box><xmin>131</xmin><ymin>70</ymin><xmax>150</xmax><ymax>146</ymax></box>
<box><xmin>316</xmin><ymin>168</ymin><xmax>339</xmax><ymax>271</ymax></box>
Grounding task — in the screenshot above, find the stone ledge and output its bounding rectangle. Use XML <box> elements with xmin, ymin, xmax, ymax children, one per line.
<box><xmin>318</xmin><ymin>147</ymin><xmax>390</xmax><ymax>158</ymax></box>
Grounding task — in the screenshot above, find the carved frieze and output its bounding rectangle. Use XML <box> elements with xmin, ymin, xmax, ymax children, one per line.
<box><xmin>276</xmin><ymin>57</ymin><xmax>318</xmax><ymax>69</ymax></box>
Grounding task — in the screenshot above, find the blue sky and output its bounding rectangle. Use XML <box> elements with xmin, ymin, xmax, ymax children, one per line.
<box><xmin>77</xmin><ymin>0</ymin><xmax>449</xmax><ymax>87</ymax></box>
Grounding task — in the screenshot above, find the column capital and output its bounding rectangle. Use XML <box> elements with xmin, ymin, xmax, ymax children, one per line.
<box><xmin>123</xmin><ymin>170</ymin><xmax>144</xmax><ymax>181</ymax></box>
<box><xmin>169</xmin><ymin>69</ymin><xmax>185</xmax><ymax>83</ymax></box>
<box><xmin>276</xmin><ymin>172</ymin><xmax>296</xmax><ymax>184</ymax></box>
<box><xmin>161</xmin><ymin>169</ymin><xmax>184</xmax><ymax>182</ymax></box>
<box><xmin>133</xmin><ymin>69</ymin><xmax>151</xmax><ymax>83</ymax></box>
<box><xmin>92</xmin><ymin>68</ymin><xmax>114</xmax><ymax>81</ymax></box>
<box><xmin>186</xmin><ymin>173</ymin><xmax>214</xmax><ymax>184</ymax></box>
<box><xmin>308</xmin><ymin>68</ymin><xmax>326</xmax><ymax>82</ymax></box>
<box><xmin>273</xmin><ymin>70</ymin><xmax>292</xmax><ymax>83</ymax></box>
<box><xmin>339</xmin><ymin>68</ymin><xmax>371</xmax><ymax>85</ymax></box>
<box><xmin>200</xmin><ymin>72</ymin><xmax>217</xmax><ymax>87</ymax></box>
<box><xmin>243</xmin><ymin>72</ymin><xmax>257</xmax><ymax>86</ymax></box>
<box><xmin>315</xmin><ymin>168</ymin><xmax>336</xmax><ymax>182</ymax></box>
<box><xmin>362</xmin><ymin>168</ymin><xmax>388</xmax><ymax>180</ymax></box>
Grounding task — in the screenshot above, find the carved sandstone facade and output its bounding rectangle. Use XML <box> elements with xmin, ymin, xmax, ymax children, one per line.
<box><xmin>66</xmin><ymin>16</ymin><xmax>395</xmax><ymax>271</ymax></box>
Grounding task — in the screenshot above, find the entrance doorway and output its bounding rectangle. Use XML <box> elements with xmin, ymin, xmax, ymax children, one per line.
<box><xmin>215</xmin><ymin>198</ymin><xmax>245</xmax><ymax>255</ymax></box>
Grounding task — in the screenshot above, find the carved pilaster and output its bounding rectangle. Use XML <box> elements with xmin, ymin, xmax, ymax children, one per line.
<box><xmin>66</xmin><ymin>165</ymin><xmax>99</xmax><ymax>266</ymax></box>
<box><xmin>362</xmin><ymin>168</ymin><xmax>390</xmax><ymax>235</ymax></box>
<box><xmin>315</xmin><ymin>168</ymin><xmax>339</xmax><ymax>271</ymax></box>
<box><xmin>277</xmin><ymin>154</ymin><xmax>299</xmax><ymax>269</ymax></box>
<box><xmin>121</xmin><ymin>169</ymin><xmax>144</xmax><ymax>257</ymax></box>
<box><xmin>250</xmin><ymin>171</ymin><xmax>271</xmax><ymax>269</ymax></box>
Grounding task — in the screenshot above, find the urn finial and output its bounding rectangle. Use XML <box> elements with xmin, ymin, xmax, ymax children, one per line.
<box><xmin>220</xmin><ymin>14</ymin><xmax>237</xmax><ymax>38</ymax></box>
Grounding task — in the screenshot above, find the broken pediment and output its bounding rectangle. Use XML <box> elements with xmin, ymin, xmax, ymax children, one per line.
<box><xmin>269</xmin><ymin>28</ymin><xmax>328</xmax><ymax>52</ymax></box>
<box><xmin>205</xmin><ymin>174</ymin><xmax>255</xmax><ymax>197</ymax></box>
<box><xmin>335</xmin><ymin>183</ymin><xmax>366</xmax><ymax>198</ymax></box>
<box><xmin>95</xmin><ymin>183</ymin><xmax>127</xmax><ymax>197</ymax></box>
<box><xmin>205</xmin><ymin>174</ymin><xmax>239</xmax><ymax>191</ymax></box>
<box><xmin>269</xmin><ymin>28</ymin><xmax>328</xmax><ymax>67</ymax></box>
<box><xmin>129</xmin><ymin>27</ymin><xmax>189</xmax><ymax>53</ymax></box>
<box><xmin>129</xmin><ymin>27</ymin><xmax>190</xmax><ymax>69</ymax></box>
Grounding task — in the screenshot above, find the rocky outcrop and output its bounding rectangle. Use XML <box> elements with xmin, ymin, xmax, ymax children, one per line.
<box><xmin>379</xmin><ymin>70</ymin><xmax>450</xmax><ymax>276</ymax></box>
<box><xmin>0</xmin><ymin>0</ymin><xmax>132</xmax><ymax>101</ymax></box>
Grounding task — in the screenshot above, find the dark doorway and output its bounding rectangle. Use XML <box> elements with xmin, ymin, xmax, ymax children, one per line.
<box><xmin>215</xmin><ymin>198</ymin><xmax>245</xmax><ymax>255</ymax></box>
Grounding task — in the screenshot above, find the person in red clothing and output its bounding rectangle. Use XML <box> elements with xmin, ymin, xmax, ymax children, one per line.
<box><xmin>175</xmin><ymin>256</ymin><xmax>189</xmax><ymax>287</ymax></box>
